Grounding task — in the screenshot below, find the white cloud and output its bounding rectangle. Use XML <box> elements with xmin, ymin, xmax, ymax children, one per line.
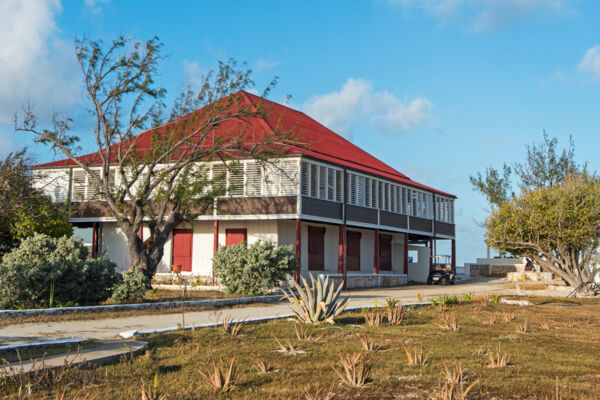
<box><xmin>301</xmin><ymin>78</ymin><xmax>432</xmax><ymax>138</ymax></box>
<box><xmin>0</xmin><ymin>0</ymin><xmax>79</xmax><ymax>123</ymax></box>
<box><xmin>255</xmin><ymin>58</ymin><xmax>279</xmax><ymax>72</ymax></box>
<box><xmin>182</xmin><ymin>60</ymin><xmax>214</xmax><ymax>92</ymax></box>
<box><xmin>578</xmin><ymin>45</ymin><xmax>600</xmax><ymax>78</ymax></box>
<box><xmin>84</xmin><ymin>0</ymin><xmax>110</xmax><ymax>14</ymax></box>
<box><xmin>370</xmin><ymin>92</ymin><xmax>432</xmax><ymax>133</ymax></box>
<box><xmin>389</xmin><ymin>0</ymin><xmax>573</xmax><ymax>32</ymax></box>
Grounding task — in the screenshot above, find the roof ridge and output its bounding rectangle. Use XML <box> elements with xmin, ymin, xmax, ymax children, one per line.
<box><xmin>239</xmin><ymin>90</ymin><xmax>276</xmax><ymax>135</ymax></box>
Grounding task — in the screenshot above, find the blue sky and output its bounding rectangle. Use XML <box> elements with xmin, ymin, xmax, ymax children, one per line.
<box><xmin>2</xmin><ymin>0</ymin><xmax>600</xmax><ymax>265</ymax></box>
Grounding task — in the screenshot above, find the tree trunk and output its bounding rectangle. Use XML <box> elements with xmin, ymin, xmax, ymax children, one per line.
<box><xmin>124</xmin><ymin>215</ymin><xmax>180</xmax><ymax>281</ymax></box>
<box><xmin>533</xmin><ymin>255</ymin><xmax>583</xmax><ymax>287</ymax></box>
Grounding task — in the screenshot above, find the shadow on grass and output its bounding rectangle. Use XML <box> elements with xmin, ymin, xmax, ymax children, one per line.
<box><xmin>158</xmin><ymin>364</ymin><xmax>182</xmax><ymax>373</ymax></box>
<box><xmin>146</xmin><ymin>332</ymin><xmax>192</xmax><ymax>348</ymax></box>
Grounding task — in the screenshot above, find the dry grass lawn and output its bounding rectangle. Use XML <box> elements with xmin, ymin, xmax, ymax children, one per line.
<box><xmin>1</xmin><ymin>297</ymin><xmax>599</xmax><ymax>399</ymax></box>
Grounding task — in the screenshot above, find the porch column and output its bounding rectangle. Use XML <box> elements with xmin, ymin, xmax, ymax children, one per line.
<box><xmin>403</xmin><ymin>233</ymin><xmax>409</xmax><ymax>275</ymax></box>
<box><xmin>137</xmin><ymin>224</ymin><xmax>143</xmax><ymax>240</ymax></box>
<box><xmin>92</xmin><ymin>222</ymin><xmax>99</xmax><ymax>259</ymax></box>
<box><xmin>342</xmin><ymin>225</ymin><xmax>347</xmax><ymax>289</ymax></box>
<box><xmin>212</xmin><ymin>220</ymin><xmax>219</xmax><ymax>284</ymax></box>
<box><xmin>295</xmin><ymin>218</ymin><xmax>301</xmax><ymax>283</ymax></box>
<box><xmin>451</xmin><ymin>239</ymin><xmax>456</xmax><ymax>273</ymax></box>
<box><xmin>429</xmin><ymin>238</ymin><xmax>434</xmax><ymax>273</ymax></box>
<box><xmin>373</xmin><ymin>229</ymin><xmax>379</xmax><ymax>274</ymax></box>
<box><xmin>338</xmin><ymin>225</ymin><xmax>345</xmax><ymax>274</ymax></box>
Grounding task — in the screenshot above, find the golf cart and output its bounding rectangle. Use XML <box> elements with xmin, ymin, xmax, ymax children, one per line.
<box><xmin>427</xmin><ymin>255</ymin><xmax>455</xmax><ymax>285</ymax></box>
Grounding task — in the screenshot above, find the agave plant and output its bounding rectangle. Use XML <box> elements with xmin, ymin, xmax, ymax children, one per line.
<box><xmin>280</xmin><ymin>273</ymin><xmax>350</xmax><ymax>324</ymax></box>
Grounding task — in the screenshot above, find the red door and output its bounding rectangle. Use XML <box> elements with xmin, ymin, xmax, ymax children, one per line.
<box><xmin>379</xmin><ymin>234</ymin><xmax>392</xmax><ymax>271</ymax></box>
<box><xmin>308</xmin><ymin>226</ymin><xmax>325</xmax><ymax>271</ymax></box>
<box><xmin>347</xmin><ymin>231</ymin><xmax>361</xmax><ymax>271</ymax></box>
<box><xmin>172</xmin><ymin>229</ymin><xmax>193</xmax><ymax>272</ymax></box>
<box><xmin>226</xmin><ymin>228</ymin><xmax>247</xmax><ymax>246</ymax></box>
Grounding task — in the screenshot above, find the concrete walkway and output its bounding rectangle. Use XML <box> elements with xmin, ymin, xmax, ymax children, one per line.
<box><xmin>1</xmin><ymin>340</ymin><xmax>147</xmax><ymax>377</ymax></box>
<box><xmin>0</xmin><ymin>278</ymin><xmax>513</xmax><ymax>346</ymax></box>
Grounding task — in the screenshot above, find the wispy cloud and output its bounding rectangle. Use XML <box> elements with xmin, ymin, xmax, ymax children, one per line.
<box><xmin>182</xmin><ymin>60</ymin><xmax>207</xmax><ymax>90</ymax></box>
<box><xmin>254</xmin><ymin>58</ymin><xmax>279</xmax><ymax>72</ymax></box>
<box><xmin>84</xmin><ymin>0</ymin><xmax>110</xmax><ymax>14</ymax></box>
<box><xmin>0</xmin><ymin>0</ymin><xmax>80</xmax><ymax>124</ymax></box>
<box><xmin>389</xmin><ymin>0</ymin><xmax>575</xmax><ymax>33</ymax></box>
<box><xmin>301</xmin><ymin>78</ymin><xmax>432</xmax><ymax>139</ymax></box>
<box><xmin>578</xmin><ymin>45</ymin><xmax>600</xmax><ymax>79</ymax></box>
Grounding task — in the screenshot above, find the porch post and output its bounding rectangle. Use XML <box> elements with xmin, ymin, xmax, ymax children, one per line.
<box><xmin>403</xmin><ymin>233</ymin><xmax>409</xmax><ymax>275</ymax></box>
<box><xmin>212</xmin><ymin>220</ymin><xmax>218</xmax><ymax>284</ymax></box>
<box><xmin>373</xmin><ymin>229</ymin><xmax>379</xmax><ymax>274</ymax></box>
<box><xmin>429</xmin><ymin>238</ymin><xmax>434</xmax><ymax>273</ymax></box>
<box><xmin>295</xmin><ymin>217</ymin><xmax>301</xmax><ymax>283</ymax></box>
<box><xmin>338</xmin><ymin>224</ymin><xmax>344</xmax><ymax>274</ymax></box>
<box><xmin>343</xmin><ymin>225</ymin><xmax>347</xmax><ymax>289</ymax></box>
<box><xmin>451</xmin><ymin>239</ymin><xmax>456</xmax><ymax>273</ymax></box>
<box><xmin>92</xmin><ymin>222</ymin><xmax>99</xmax><ymax>259</ymax></box>
<box><xmin>137</xmin><ymin>224</ymin><xmax>143</xmax><ymax>240</ymax></box>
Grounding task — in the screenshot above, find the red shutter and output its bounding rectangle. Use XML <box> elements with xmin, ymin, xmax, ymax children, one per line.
<box><xmin>308</xmin><ymin>226</ymin><xmax>325</xmax><ymax>271</ymax></box>
<box><xmin>172</xmin><ymin>229</ymin><xmax>193</xmax><ymax>272</ymax></box>
<box><xmin>347</xmin><ymin>231</ymin><xmax>361</xmax><ymax>271</ymax></box>
<box><xmin>379</xmin><ymin>234</ymin><xmax>392</xmax><ymax>271</ymax></box>
<box><xmin>225</xmin><ymin>229</ymin><xmax>247</xmax><ymax>246</ymax></box>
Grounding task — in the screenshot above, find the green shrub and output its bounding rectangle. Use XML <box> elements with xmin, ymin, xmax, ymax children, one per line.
<box><xmin>213</xmin><ymin>241</ymin><xmax>297</xmax><ymax>296</ymax></box>
<box><xmin>436</xmin><ymin>295</ymin><xmax>459</xmax><ymax>305</ymax></box>
<box><xmin>111</xmin><ymin>269</ymin><xmax>149</xmax><ymax>303</ymax></box>
<box><xmin>0</xmin><ymin>234</ymin><xmax>120</xmax><ymax>309</ymax></box>
<box><xmin>2</xmin><ymin>233</ymin><xmax>87</xmax><ymax>266</ymax></box>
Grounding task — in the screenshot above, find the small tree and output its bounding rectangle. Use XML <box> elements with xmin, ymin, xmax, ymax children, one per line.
<box><xmin>0</xmin><ymin>150</ymin><xmax>71</xmax><ymax>253</ymax></box>
<box><xmin>470</xmin><ymin>132</ymin><xmax>586</xmax><ymax>208</ymax></box>
<box><xmin>472</xmin><ymin>133</ymin><xmax>599</xmax><ymax>286</ymax></box>
<box><xmin>485</xmin><ymin>174</ymin><xmax>600</xmax><ymax>287</ymax></box>
<box><xmin>15</xmin><ymin>36</ymin><xmax>294</xmax><ymax>280</ymax></box>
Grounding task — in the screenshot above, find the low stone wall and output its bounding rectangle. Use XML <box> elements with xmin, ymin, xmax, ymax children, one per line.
<box><xmin>468</xmin><ymin>264</ymin><xmax>490</xmax><ymax>276</ymax></box>
<box><xmin>490</xmin><ymin>264</ymin><xmax>518</xmax><ymax>275</ymax></box>
<box><xmin>507</xmin><ymin>271</ymin><xmax>554</xmax><ymax>282</ymax></box>
<box><xmin>468</xmin><ymin>263</ymin><xmax>518</xmax><ymax>277</ymax></box>
<box><xmin>0</xmin><ymin>295</ymin><xmax>283</xmax><ymax>319</ymax></box>
<box><xmin>153</xmin><ymin>273</ymin><xmax>215</xmax><ymax>285</ymax></box>
<box><xmin>318</xmin><ymin>274</ymin><xmax>408</xmax><ymax>289</ymax></box>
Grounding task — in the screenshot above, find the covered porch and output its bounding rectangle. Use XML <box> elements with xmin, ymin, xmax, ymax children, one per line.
<box><xmin>288</xmin><ymin>219</ymin><xmax>456</xmax><ymax>287</ymax></box>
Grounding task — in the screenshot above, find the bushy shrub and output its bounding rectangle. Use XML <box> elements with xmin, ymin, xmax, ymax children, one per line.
<box><xmin>0</xmin><ymin>233</ymin><xmax>120</xmax><ymax>309</ymax></box>
<box><xmin>111</xmin><ymin>269</ymin><xmax>150</xmax><ymax>303</ymax></box>
<box><xmin>2</xmin><ymin>233</ymin><xmax>87</xmax><ymax>266</ymax></box>
<box><xmin>213</xmin><ymin>241</ymin><xmax>297</xmax><ymax>296</ymax></box>
<box><xmin>212</xmin><ymin>243</ymin><xmax>248</xmax><ymax>294</ymax></box>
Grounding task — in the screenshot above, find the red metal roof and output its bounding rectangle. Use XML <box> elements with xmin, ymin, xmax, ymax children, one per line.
<box><xmin>34</xmin><ymin>91</ymin><xmax>455</xmax><ymax>198</ymax></box>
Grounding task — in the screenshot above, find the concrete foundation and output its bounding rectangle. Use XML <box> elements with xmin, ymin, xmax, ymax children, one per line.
<box><xmin>318</xmin><ymin>273</ymin><xmax>408</xmax><ymax>289</ymax></box>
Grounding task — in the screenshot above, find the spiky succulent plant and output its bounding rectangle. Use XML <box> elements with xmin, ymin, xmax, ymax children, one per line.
<box><xmin>280</xmin><ymin>273</ymin><xmax>349</xmax><ymax>324</ymax></box>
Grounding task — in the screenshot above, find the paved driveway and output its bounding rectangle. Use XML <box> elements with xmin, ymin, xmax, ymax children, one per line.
<box><xmin>0</xmin><ymin>278</ymin><xmax>513</xmax><ymax>346</ymax></box>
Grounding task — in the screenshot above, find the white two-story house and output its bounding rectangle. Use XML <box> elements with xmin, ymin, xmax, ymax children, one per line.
<box><xmin>32</xmin><ymin>91</ymin><xmax>456</xmax><ymax>288</ymax></box>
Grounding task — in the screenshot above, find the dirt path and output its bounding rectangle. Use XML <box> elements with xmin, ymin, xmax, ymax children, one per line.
<box><xmin>0</xmin><ymin>278</ymin><xmax>513</xmax><ymax>346</ymax></box>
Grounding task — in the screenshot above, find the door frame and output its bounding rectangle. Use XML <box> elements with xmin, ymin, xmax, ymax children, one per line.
<box><xmin>346</xmin><ymin>230</ymin><xmax>362</xmax><ymax>271</ymax></box>
<box><xmin>225</xmin><ymin>228</ymin><xmax>248</xmax><ymax>246</ymax></box>
<box><xmin>379</xmin><ymin>234</ymin><xmax>393</xmax><ymax>271</ymax></box>
<box><xmin>172</xmin><ymin>228</ymin><xmax>193</xmax><ymax>272</ymax></box>
<box><xmin>308</xmin><ymin>226</ymin><xmax>326</xmax><ymax>271</ymax></box>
